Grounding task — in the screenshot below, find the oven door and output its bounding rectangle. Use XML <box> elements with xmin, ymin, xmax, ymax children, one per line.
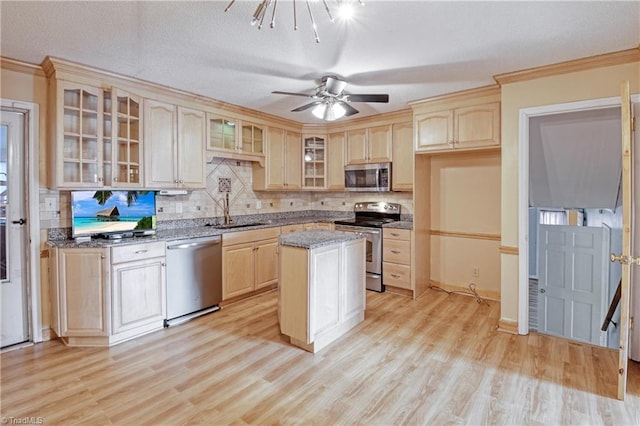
<box><xmin>334</xmin><ymin>224</ymin><xmax>384</xmax><ymax>292</ymax></box>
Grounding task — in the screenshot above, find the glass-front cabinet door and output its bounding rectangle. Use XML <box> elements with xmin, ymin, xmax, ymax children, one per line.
<box><xmin>303</xmin><ymin>135</ymin><xmax>326</xmax><ymax>189</ymax></box>
<box><xmin>108</xmin><ymin>89</ymin><xmax>143</xmax><ymax>187</ymax></box>
<box><xmin>53</xmin><ymin>82</ymin><xmax>143</xmax><ymax>188</ymax></box>
<box><xmin>208</xmin><ymin>116</ymin><xmax>237</xmax><ymax>152</ymax></box>
<box><xmin>241</xmin><ymin>122</ymin><xmax>264</xmax><ymax>155</ymax></box>
<box><xmin>56</xmin><ymin>81</ymin><xmax>103</xmax><ymax>187</ymax></box>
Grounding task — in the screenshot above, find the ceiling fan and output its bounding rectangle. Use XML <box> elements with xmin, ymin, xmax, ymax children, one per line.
<box><xmin>272</xmin><ymin>75</ymin><xmax>389</xmax><ymax>121</ymax></box>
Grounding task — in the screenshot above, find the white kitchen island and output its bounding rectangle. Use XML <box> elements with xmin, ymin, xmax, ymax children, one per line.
<box><xmin>279</xmin><ymin>230</ymin><xmax>366</xmax><ymax>353</ymax></box>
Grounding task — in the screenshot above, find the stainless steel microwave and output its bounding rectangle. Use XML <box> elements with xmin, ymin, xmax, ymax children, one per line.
<box><xmin>344</xmin><ymin>162</ymin><xmax>391</xmax><ymax>192</ymax></box>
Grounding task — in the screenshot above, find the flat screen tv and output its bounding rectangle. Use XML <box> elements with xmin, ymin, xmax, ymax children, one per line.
<box><xmin>71</xmin><ymin>190</ymin><xmax>157</xmax><ymax>238</ymax></box>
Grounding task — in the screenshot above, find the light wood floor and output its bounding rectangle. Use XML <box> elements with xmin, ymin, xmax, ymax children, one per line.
<box><xmin>2</xmin><ymin>289</ymin><xmax>639</xmax><ymax>425</ymax></box>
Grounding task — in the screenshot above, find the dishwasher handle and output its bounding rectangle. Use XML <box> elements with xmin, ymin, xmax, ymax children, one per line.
<box><xmin>167</xmin><ymin>238</ymin><xmax>221</xmax><ymax>250</ymax></box>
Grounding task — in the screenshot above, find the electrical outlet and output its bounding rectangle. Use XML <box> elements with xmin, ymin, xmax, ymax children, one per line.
<box><xmin>472</xmin><ymin>267</ymin><xmax>480</xmax><ymax>278</ymax></box>
<box><xmin>256</xmin><ymin>201</ymin><xmax>262</xmax><ymax>209</ymax></box>
<box><xmin>175</xmin><ymin>203</ymin><xmax>182</xmax><ymax>213</ymax></box>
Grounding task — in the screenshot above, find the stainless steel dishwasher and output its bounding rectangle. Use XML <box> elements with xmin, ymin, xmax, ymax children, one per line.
<box><xmin>165</xmin><ymin>235</ymin><xmax>222</xmax><ymax>326</ymax></box>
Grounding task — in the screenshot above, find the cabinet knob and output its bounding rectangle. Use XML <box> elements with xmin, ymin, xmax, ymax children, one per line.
<box><xmin>391</xmin><ymin>250</ymin><xmax>401</xmax><ymax>254</ymax></box>
<box><xmin>391</xmin><ymin>273</ymin><xmax>400</xmax><ymax>278</ymax></box>
<box><xmin>114</xmin><ymin>177</ymin><xmax>118</xmax><ymax>182</ymax></box>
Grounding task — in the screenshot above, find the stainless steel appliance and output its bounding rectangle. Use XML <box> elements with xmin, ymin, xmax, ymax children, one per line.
<box><xmin>344</xmin><ymin>162</ymin><xmax>391</xmax><ymax>192</ymax></box>
<box><xmin>165</xmin><ymin>235</ymin><xmax>222</xmax><ymax>326</ymax></box>
<box><xmin>334</xmin><ymin>202</ymin><xmax>401</xmax><ymax>292</ymax></box>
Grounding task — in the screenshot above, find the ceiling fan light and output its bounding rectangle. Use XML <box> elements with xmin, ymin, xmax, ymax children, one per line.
<box><xmin>312</xmin><ymin>103</ymin><xmax>327</xmax><ymax>120</ymax></box>
<box><xmin>331</xmin><ymin>102</ymin><xmax>346</xmax><ymax>119</ymax></box>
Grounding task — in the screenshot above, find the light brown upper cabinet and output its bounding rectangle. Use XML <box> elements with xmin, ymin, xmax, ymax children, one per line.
<box><xmin>50</xmin><ymin>81</ymin><xmax>104</xmax><ymax>188</ymax></box>
<box><xmin>104</xmin><ymin>88</ymin><xmax>143</xmax><ymax>188</ymax></box>
<box><xmin>207</xmin><ymin>115</ymin><xmax>265</xmax><ymax>164</ymax></box>
<box><xmin>391</xmin><ymin>122</ymin><xmax>413</xmax><ymax>191</ymax></box>
<box><xmin>49</xmin><ymin>81</ymin><xmax>145</xmax><ymax>189</ymax></box>
<box><xmin>415</xmin><ymin>102</ymin><xmax>500</xmax><ymax>152</ymax></box>
<box><xmin>303</xmin><ymin>135</ymin><xmax>326</xmax><ymax>189</ymax></box>
<box><xmin>326</xmin><ymin>131</ymin><xmax>346</xmax><ymax>190</ymax></box>
<box><xmin>253</xmin><ymin>127</ymin><xmax>302</xmax><ymax>190</ymax></box>
<box><xmin>144</xmin><ymin>99</ymin><xmax>206</xmax><ymax>189</ymax></box>
<box><xmin>346</xmin><ymin>125</ymin><xmax>393</xmax><ymax>165</ymax></box>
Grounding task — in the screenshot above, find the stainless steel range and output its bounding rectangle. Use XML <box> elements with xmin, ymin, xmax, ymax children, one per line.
<box><xmin>334</xmin><ymin>202</ymin><xmax>401</xmax><ymax>292</ymax></box>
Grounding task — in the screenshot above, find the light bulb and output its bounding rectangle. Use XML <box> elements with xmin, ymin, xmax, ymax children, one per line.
<box><xmin>312</xmin><ymin>103</ymin><xmax>327</xmax><ymax>120</ymax></box>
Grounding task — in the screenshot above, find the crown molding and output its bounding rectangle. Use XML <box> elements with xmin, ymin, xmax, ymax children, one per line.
<box><xmin>408</xmin><ymin>84</ymin><xmax>501</xmax><ymax>109</ymax></box>
<box><xmin>1</xmin><ymin>56</ymin><xmax>45</xmax><ymax>77</ymax></box>
<box><xmin>494</xmin><ymin>46</ymin><xmax>640</xmax><ymax>86</ymax></box>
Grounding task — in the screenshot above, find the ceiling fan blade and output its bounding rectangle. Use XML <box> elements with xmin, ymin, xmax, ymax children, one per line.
<box><xmin>346</xmin><ymin>94</ymin><xmax>389</xmax><ymax>103</ymax></box>
<box><xmin>340</xmin><ymin>102</ymin><xmax>359</xmax><ymax>117</ymax></box>
<box><xmin>291</xmin><ymin>101</ymin><xmax>323</xmax><ymax>112</ymax></box>
<box><xmin>324</xmin><ymin>76</ymin><xmax>347</xmax><ymax>96</ymax></box>
<box><xmin>272</xmin><ymin>90</ymin><xmax>315</xmax><ymax>98</ymax></box>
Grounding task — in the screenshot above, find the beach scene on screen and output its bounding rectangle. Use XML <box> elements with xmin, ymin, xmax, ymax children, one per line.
<box><xmin>72</xmin><ymin>191</ymin><xmax>156</xmax><ymax>236</ymax></box>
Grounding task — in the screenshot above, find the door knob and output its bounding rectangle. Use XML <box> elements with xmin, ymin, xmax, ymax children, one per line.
<box><xmin>11</xmin><ymin>218</ymin><xmax>26</xmax><ymax>225</ymax></box>
<box><xmin>610</xmin><ymin>253</ymin><xmax>640</xmax><ymax>265</ymax></box>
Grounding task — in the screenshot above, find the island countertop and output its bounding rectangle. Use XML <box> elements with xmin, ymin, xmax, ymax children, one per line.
<box><xmin>279</xmin><ymin>230</ymin><xmax>364</xmax><ymax>249</ymax></box>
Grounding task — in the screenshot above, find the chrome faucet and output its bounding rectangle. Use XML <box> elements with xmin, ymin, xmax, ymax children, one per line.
<box><xmin>222</xmin><ymin>193</ymin><xmax>232</xmax><ymax>225</ymax></box>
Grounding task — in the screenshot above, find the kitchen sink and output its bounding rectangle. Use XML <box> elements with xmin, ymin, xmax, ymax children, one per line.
<box><xmin>205</xmin><ymin>222</ymin><xmax>269</xmax><ymax>229</ymax></box>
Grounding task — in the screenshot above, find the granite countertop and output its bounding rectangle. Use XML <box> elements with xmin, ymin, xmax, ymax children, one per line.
<box><xmin>279</xmin><ymin>230</ymin><xmax>364</xmax><ymax>249</ymax></box>
<box><xmin>48</xmin><ymin>216</ymin><xmax>352</xmax><ymax>248</ymax></box>
<box><xmin>382</xmin><ymin>221</ymin><xmax>413</xmax><ymax>230</ymax></box>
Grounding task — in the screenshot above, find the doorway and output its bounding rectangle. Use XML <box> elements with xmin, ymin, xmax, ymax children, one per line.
<box><xmin>0</xmin><ymin>100</ymin><xmax>41</xmax><ymax>349</ymax></box>
<box><xmin>0</xmin><ymin>109</ymin><xmax>28</xmax><ymax>347</ymax></box>
<box><xmin>518</xmin><ymin>96</ymin><xmax>639</xmax><ymax>360</ymax></box>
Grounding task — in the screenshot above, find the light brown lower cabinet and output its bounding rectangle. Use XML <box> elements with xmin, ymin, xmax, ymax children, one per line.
<box><xmin>383</xmin><ymin>228</ymin><xmax>412</xmax><ymax>291</ymax></box>
<box><xmin>222</xmin><ymin>227</ymin><xmax>280</xmax><ymax>300</ymax></box>
<box><xmin>49</xmin><ymin>242</ymin><xmax>166</xmax><ymax>347</ymax></box>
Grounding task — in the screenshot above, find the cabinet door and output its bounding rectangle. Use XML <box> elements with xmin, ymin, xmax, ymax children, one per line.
<box><xmin>144</xmin><ymin>99</ymin><xmax>177</xmax><ymax>188</ymax></box>
<box><xmin>342</xmin><ymin>239</ymin><xmax>366</xmax><ymax>319</ymax></box>
<box><xmin>57</xmin><ymin>248</ymin><xmax>109</xmax><ymax>336</ymax></box>
<box><xmin>54</xmin><ymin>81</ymin><xmax>103</xmax><ymax>187</ymax></box>
<box><xmin>241</xmin><ymin>122</ymin><xmax>264</xmax><ymax>154</ymax></box>
<box><xmin>454</xmin><ymin>102</ymin><xmax>500</xmax><ymax>149</ymax></box>
<box><xmin>303</xmin><ymin>135</ymin><xmax>326</xmax><ymax>189</ymax></box>
<box><xmin>346</xmin><ymin>128</ymin><xmax>368</xmax><ymax>164</ymax></box>
<box><xmin>207</xmin><ymin>115</ymin><xmax>237</xmax><ymax>152</ymax></box>
<box><xmin>367</xmin><ymin>125</ymin><xmax>392</xmax><ymax>163</ymax></box>
<box><xmin>110</xmin><ymin>88</ymin><xmax>143</xmax><ymax>188</ymax></box>
<box><xmin>285</xmin><ymin>131</ymin><xmax>302</xmax><ymax>189</ymax></box>
<box><xmin>392</xmin><ymin>122</ymin><xmax>413</xmax><ymax>191</ymax></box>
<box><xmin>112</xmin><ymin>257</ymin><xmax>165</xmax><ymax>334</ymax></box>
<box><xmin>326</xmin><ymin>132</ymin><xmax>346</xmax><ymax>190</ymax></box>
<box><xmin>222</xmin><ymin>242</ymin><xmax>255</xmax><ymax>299</ymax></box>
<box><xmin>264</xmin><ymin>126</ymin><xmax>286</xmax><ymax>189</ymax></box>
<box><xmin>177</xmin><ymin>106</ymin><xmax>206</xmax><ymax>188</ymax></box>
<box><xmin>255</xmin><ymin>239</ymin><xmax>279</xmax><ymax>289</ymax></box>
<box><xmin>309</xmin><ymin>244</ymin><xmax>341</xmax><ymax>340</ymax></box>
<box><xmin>415</xmin><ymin>109</ymin><xmax>454</xmax><ymax>152</ymax></box>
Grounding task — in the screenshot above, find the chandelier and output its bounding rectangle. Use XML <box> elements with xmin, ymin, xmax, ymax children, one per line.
<box><xmin>224</xmin><ymin>0</ymin><xmax>365</xmax><ymax>43</ymax></box>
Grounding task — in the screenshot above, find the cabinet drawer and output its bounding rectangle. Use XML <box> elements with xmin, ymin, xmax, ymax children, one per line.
<box><xmin>383</xmin><ymin>262</ymin><xmax>411</xmax><ymax>289</ymax></box>
<box><xmin>222</xmin><ymin>227</ymin><xmax>281</xmax><ymax>246</ymax></box>
<box><xmin>383</xmin><ymin>239</ymin><xmax>410</xmax><ymax>264</ymax></box>
<box><xmin>111</xmin><ymin>241</ymin><xmax>166</xmax><ymax>264</ymax></box>
<box><xmin>281</xmin><ymin>224</ymin><xmax>305</xmax><ymax>234</ymax></box>
<box><xmin>383</xmin><ymin>228</ymin><xmax>410</xmax><ymax>241</ymax></box>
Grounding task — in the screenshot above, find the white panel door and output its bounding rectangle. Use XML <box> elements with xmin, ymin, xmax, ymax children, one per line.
<box><xmin>0</xmin><ymin>110</ymin><xmax>28</xmax><ymax>347</ymax></box>
<box><xmin>538</xmin><ymin>225</ymin><xmax>609</xmax><ymax>346</ymax></box>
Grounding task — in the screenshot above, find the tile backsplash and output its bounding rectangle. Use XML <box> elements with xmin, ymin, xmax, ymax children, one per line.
<box><xmin>40</xmin><ymin>158</ymin><xmax>413</xmax><ymax>231</ymax></box>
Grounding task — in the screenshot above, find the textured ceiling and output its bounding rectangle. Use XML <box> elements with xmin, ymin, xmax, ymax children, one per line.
<box><xmin>1</xmin><ymin>1</ymin><xmax>639</xmax><ymax>124</ymax></box>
